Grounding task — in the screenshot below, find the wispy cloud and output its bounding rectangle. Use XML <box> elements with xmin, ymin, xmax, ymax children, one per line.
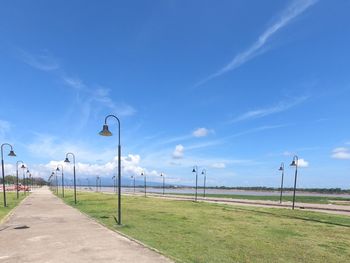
<box><xmin>18</xmin><ymin>49</ymin><xmax>60</xmax><ymax>71</ymax></box>
<box><xmin>227</xmin><ymin>124</ymin><xmax>291</xmax><ymax>139</ymax></box>
<box><xmin>195</xmin><ymin>0</ymin><xmax>318</xmax><ymax>87</ymax></box>
<box><xmin>331</xmin><ymin>147</ymin><xmax>350</xmax><ymax>160</ymax></box>
<box><xmin>230</xmin><ymin>96</ymin><xmax>308</xmax><ymax>123</ymax></box>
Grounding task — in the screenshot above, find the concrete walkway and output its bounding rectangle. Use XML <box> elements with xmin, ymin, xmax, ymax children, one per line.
<box><xmin>0</xmin><ymin>187</ymin><xmax>172</xmax><ymax>263</ymax></box>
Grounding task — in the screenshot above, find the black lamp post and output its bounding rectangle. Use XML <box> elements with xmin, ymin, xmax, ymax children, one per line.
<box><xmin>112</xmin><ymin>175</ymin><xmax>116</xmax><ymax>193</ymax></box>
<box><xmin>1</xmin><ymin>143</ymin><xmax>16</xmax><ymax>207</ymax></box>
<box><xmin>201</xmin><ymin>169</ymin><xmax>207</xmax><ymax>198</ymax></box>
<box><xmin>290</xmin><ymin>155</ymin><xmax>299</xmax><ymax>210</ymax></box>
<box><xmin>25</xmin><ymin>169</ymin><xmax>30</xmax><ymax>195</ymax></box>
<box><xmin>192</xmin><ymin>166</ymin><xmax>198</xmax><ymax>202</ymax></box>
<box><xmin>141</xmin><ymin>172</ymin><xmax>146</xmax><ymax>197</ymax></box>
<box><xmin>56</xmin><ymin>164</ymin><xmax>64</xmax><ymax>197</ymax></box>
<box><xmin>21</xmin><ymin>164</ymin><xmax>26</xmax><ymax>194</ymax></box>
<box><xmin>64</xmin><ymin>152</ymin><xmax>77</xmax><ymax>204</ymax></box>
<box><xmin>16</xmin><ymin>161</ymin><xmax>24</xmax><ymax>199</ymax></box>
<box><xmin>54</xmin><ymin>168</ymin><xmax>58</xmax><ymax>195</ymax></box>
<box><xmin>50</xmin><ymin>172</ymin><xmax>55</xmax><ymax>192</ymax></box>
<box><xmin>278</xmin><ymin>163</ymin><xmax>285</xmax><ymax>204</ymax></box>
<box><xmin>96</xmin><ymin>176</ymin><xmax>100</xmax><ymax>192</ymax></box>
<box><xmin>99</xmin><ymin>114</ymin><xmax>122</xmax><ymax>225</ymax></box>
<box><xmin>131</xmin><ymin>175</ymin><xmax>135</xmax><ymax>194</ymax></box>
<box><xmin>160</xmin><ymin>173</ymin><xmax>165</xmax><ymax>195</ymax></box>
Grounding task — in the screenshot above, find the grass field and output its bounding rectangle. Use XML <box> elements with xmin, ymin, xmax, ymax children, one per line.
<box><xmin>165</xmin><ymin>193</ymin><xmax>350</xmax><ymax>204</ymax></box>
<box><xmin>59</xmin><ymin>190</ymin><xmax>350</xmax><ymax>263</ymax></box>
<box><xmin>0</xmin><ymin>192</ymin><xmax>28</xmax><ymax>221</ymax></box>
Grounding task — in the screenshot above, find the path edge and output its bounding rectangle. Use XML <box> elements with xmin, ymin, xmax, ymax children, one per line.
<box><xmin>55</xmin><ymin>193</ymin><xmax>179</xmax><ymax>263</ymax></box>
<box><xmin>0</xmin><ymin>192</ymin><xmax>31</xmax><ymax>224</ymax></box>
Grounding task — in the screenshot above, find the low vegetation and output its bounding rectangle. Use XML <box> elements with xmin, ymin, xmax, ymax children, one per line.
<box><xmin>59</xmin><ymin>191</ymin><xmax>350</xmax><ymax>263</ymax></box>
<box><xmin>0</xmin><ymin>192</ymin><xmax>28</xmax><ymax>221</ymax></box>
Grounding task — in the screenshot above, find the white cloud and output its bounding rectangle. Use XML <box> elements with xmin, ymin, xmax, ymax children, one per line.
<box><xmin>172</xmin><ymin>144</ymin><xmax>184</xmax><ymax>159</ymax></box>
<box><xmin>211</xmin><ymin>162</ymin><xmax>226</xmax><ymax>169</ymax></box>
<box><xmin>193</xmin><ymin>128</ymin><xmax>212</xmax><ymax>137</ymax></box>
<box><xmin>231</xmin><ymin>96</ymin><xmax>308</xmax><ymax>122</ymax></box>
<box><xmin>298</xmin><ymin>158</ymin><xmax>309</xmax><ymax>168</ymax></box>
<box><xmin>195</xmin><ymin>0</ymin><xmax>318</xmax><ymax>87</ymax></box>
<box><xmin>19</xmin><ymin>49</ymin><xmax>60</xmax><ymax>71</ymax></box>
<box><xmin>331</xmin><ymin>147</ymin><xmax>350</xmax><ymax>160</ymax></box>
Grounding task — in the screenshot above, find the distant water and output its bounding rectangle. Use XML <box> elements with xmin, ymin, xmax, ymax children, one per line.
<box><xmin>68</xmin><ymin>186</ymin><xmax>350</xmax><ymax>198</ymax></box>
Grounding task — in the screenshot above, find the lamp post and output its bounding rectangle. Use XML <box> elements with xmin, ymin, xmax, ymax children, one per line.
<box><xmin>278</xmin><ymin>163</ymin><xmax>285</xmax><ymax>204</ymax></box>
<box><xmin>112</xmin><ymin>175</ymin><xmax>116</xmax><ymax>193</ymax></box>
<box><xmin>192</xmin><ymin>166</ymin><xmax>198</xmax><ymax>202</ymax></box>
<box><xmin>29</xmin><ymin>173</ymin><xmax>32</xmax><ymax>191</ymax></box>
<box><xmin>201</xmin><ymin>169</ymin><xmax>207</xmax><ymax>198</ymax></box>
<box><xmin>1</xmin><ymin>143</ymin><xmax>16</xmax><ymax>207</ymax></box>
<box><xmin>25</xmin><ymin>169</ymin><xmax>30</xmax><ymax>195</ymax></box>
<box><xmin>53</xmin><ymin>168</ymin><xmax>58</xmax><ymax>195</ymax></box>
<box><xmin>21</xmin><ymin>164</ymin><xmax>26</xmax><ymax>195</ymax></box>
<box><xmin>56</xmin><ymin>164</ymin><xmax>64</xmax><ymax>197</ymax></box>
<box><xmin>16</xmin><ymin>161</ymin><xmax>24</xmax><ymax>199</ymax></box>
<box><xmin>99</xmin><ymin>114</ymin><xmax>122</xmax><ymax>225</ymax></box>
<box><xmin>96</xmin><ymin>176</ymin><xmax>100</xmax><ymax>192</ymax></box>
<box><xmin>50</xmin><ymin>172</ymin><xmax>55</xmax><ymax>192</ymax></box>
<box><xmin>64</xmin><ymin>152</ymin><xmax>77</xmax><ymax>204</ymax></box>
<box><xmin>160</xmin><ymin>173</ymin><xmax>165</xmax><ymax>195</ymax></box>
<box><xmin>141</xmin><ymin>172</ymin><xmax>146</xmax><ymax>197</ymax></box>
<box><xmin>290</xmin><ymin>155</ymin><xmax>299</xmax><ymax>210</ymax></box>
<box><xmin>131</xmin><ymin>175</ymin><xmax>135</xmax><ymax>194</ymax></box>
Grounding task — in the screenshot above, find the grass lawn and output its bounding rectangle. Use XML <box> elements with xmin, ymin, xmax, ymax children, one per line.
<box><xmin>0</xmin><ymin>192</ymin><xmax>28</xmax><ymax>222</ymax></box>
<box><xmin>166</xmin><ymin>193</ymin><xmax>350</xmax><ymax>204</ymax></box>
<box><xmin>60</xmin><ymin>190</ymin><xmax>350</xmax><ymax>263</ymax></box>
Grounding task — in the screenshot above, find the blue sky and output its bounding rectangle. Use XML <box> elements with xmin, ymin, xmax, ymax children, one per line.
<box><xmin>0</xmin><ymin>0</ymin><xmax>349</xmax><ymax>188</ymax></box>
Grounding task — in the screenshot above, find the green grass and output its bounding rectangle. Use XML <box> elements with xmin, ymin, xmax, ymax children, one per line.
<box><xmin>0</xmin><ymin>192</ymin><xmax>28</xmax><ymax>221</ymax></box>
<box><xmin>166</xmin><ymin>193</ymin><xmax>350</xmax><ymax>204</ymax></box>
<box><xmin>59</xmin><ymin>190</ymin><xmax>350</xmax><ymax>263</ymax></box>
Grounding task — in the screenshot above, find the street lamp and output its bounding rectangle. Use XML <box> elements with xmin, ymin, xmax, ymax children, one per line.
<box><xmin>192</xmin><ymin>166</ymin><xmax>198</xmax><ymax>202</ymax></box>
<box><xmin>96</xmin><ymin>176</ymin><xmax>100</xmax><ymax>192</ymax></box>
<box><xmin>141</xmin><ymin>172</ymin><xmax>146</xmax><ymax>197</ymax></box>
<box><xmin>56</xmin><ymin>164</ymin><xmax>64</xmax><ymax>197</ymax></box>
<box><xmin>26</xmin><ymin>169</ymin><xmax>30</xmax><ymax>195</ymax></box>
<box><xmin>16</xmin><ymin>161</ymin><xmax>24</xmax><ymax>199</ymax></box>
<box><xmin>112</xmin><ymin>175</ymin><xmax>116</xmax><ymax>193</ymax></box>
<box><xmin>278</xmin><ymin>163</ymin><xmax>285</xmax><ymax>204</ymax></box>
<box><xmin>160</xmin><ymin>173</ymin><xmax>165</xmax><ymax>195</ymax></box>
<box><xmin>21</xmin><ymin>164</ymin><xmax>26</xmax><ymax>194</ymax></box>
<box><xmin>201</xmin><ymin>169</ymin><xmax>207</xmax><ymax>198</ymax></box>
<box><xmin>50</xmin><ymin>172</ymin><xmax>55</xmax><ymax>192</ymax></box>
<box><xmin>99</xmin><ymin>114</ymin><xmax>122</xmax><ymax>225</ymax></box>
<box><xmin>53</xmin><ymin>168</ymin><xmax>58</xmax><ymax>195</ymax></box>
<box><xmin>64</xmin><ymin>152</ymin><xmax>77</xmax><ymax>204</ymax></box>
<box><xmin>131</xmin><ymin>175</ymin><xmax>135</xmax><ymax>194</ymax></box>
<box><xmin>290</xmin><ymin>155</ymin><xmax>299</xmax><ymax>210</ymax></box>
<box><xmin>1</xmin><ymin>143</ymin><xmax>16</xmax><ymax>207</ymax></box>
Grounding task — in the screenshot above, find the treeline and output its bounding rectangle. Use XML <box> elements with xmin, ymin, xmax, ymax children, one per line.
<box><xmin>0</xmin><ymin>175</ymin><xmax>47</xmax><ymax>186</ymax></box>
<box><xmin>213</xmin><ymin>186</ymin><xmax>350</xmax><ymax>194</ymax></box>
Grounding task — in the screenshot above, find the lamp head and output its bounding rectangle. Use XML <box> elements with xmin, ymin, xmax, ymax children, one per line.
<box><xmin>192</xmin><ymin>168</ymin><xmax>196</xmax><ymax>173</ymax></box>
<box><xmin>64</xmin><ymin>157</ymin><xmax>70</xmax><ymax>163</ymax></box>
<box><xmin>56</xmin><ymin>167</ymin><xmax>60</xmax><ymax>171</ymax></box>
<box><xmin>99</xmin><ymin>124</ymin><xmax>112</xmax><ymax>136</ymax></box>
<box><xmin>20</xmin><ymin>164</ymin><xmax>26</xmax><ymax>169</ymax></box>
<box><xmin>26</xmin><ymin>169</ymin><xmax>30</xmax><ymax>173</ymax></box>
<box><xmin>290</xmin><ymin>160</ymin><xmax>297</xmax><ymax>167</ymax></box>
<box><xmin>141</xmin><ymin>172</ymin><xmax>144</xmax><ymax>176</ymax></box>
<box><xmin>8</xmin><ymin>150</ymin><xmax>16</xmax><ymax>157</ymax></box>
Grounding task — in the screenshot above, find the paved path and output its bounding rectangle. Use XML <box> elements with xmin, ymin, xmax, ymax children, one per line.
<box><xmin>0</xmin><ymin>187</ymin><xmax>172</xmax><ymax>263</ymax></box>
